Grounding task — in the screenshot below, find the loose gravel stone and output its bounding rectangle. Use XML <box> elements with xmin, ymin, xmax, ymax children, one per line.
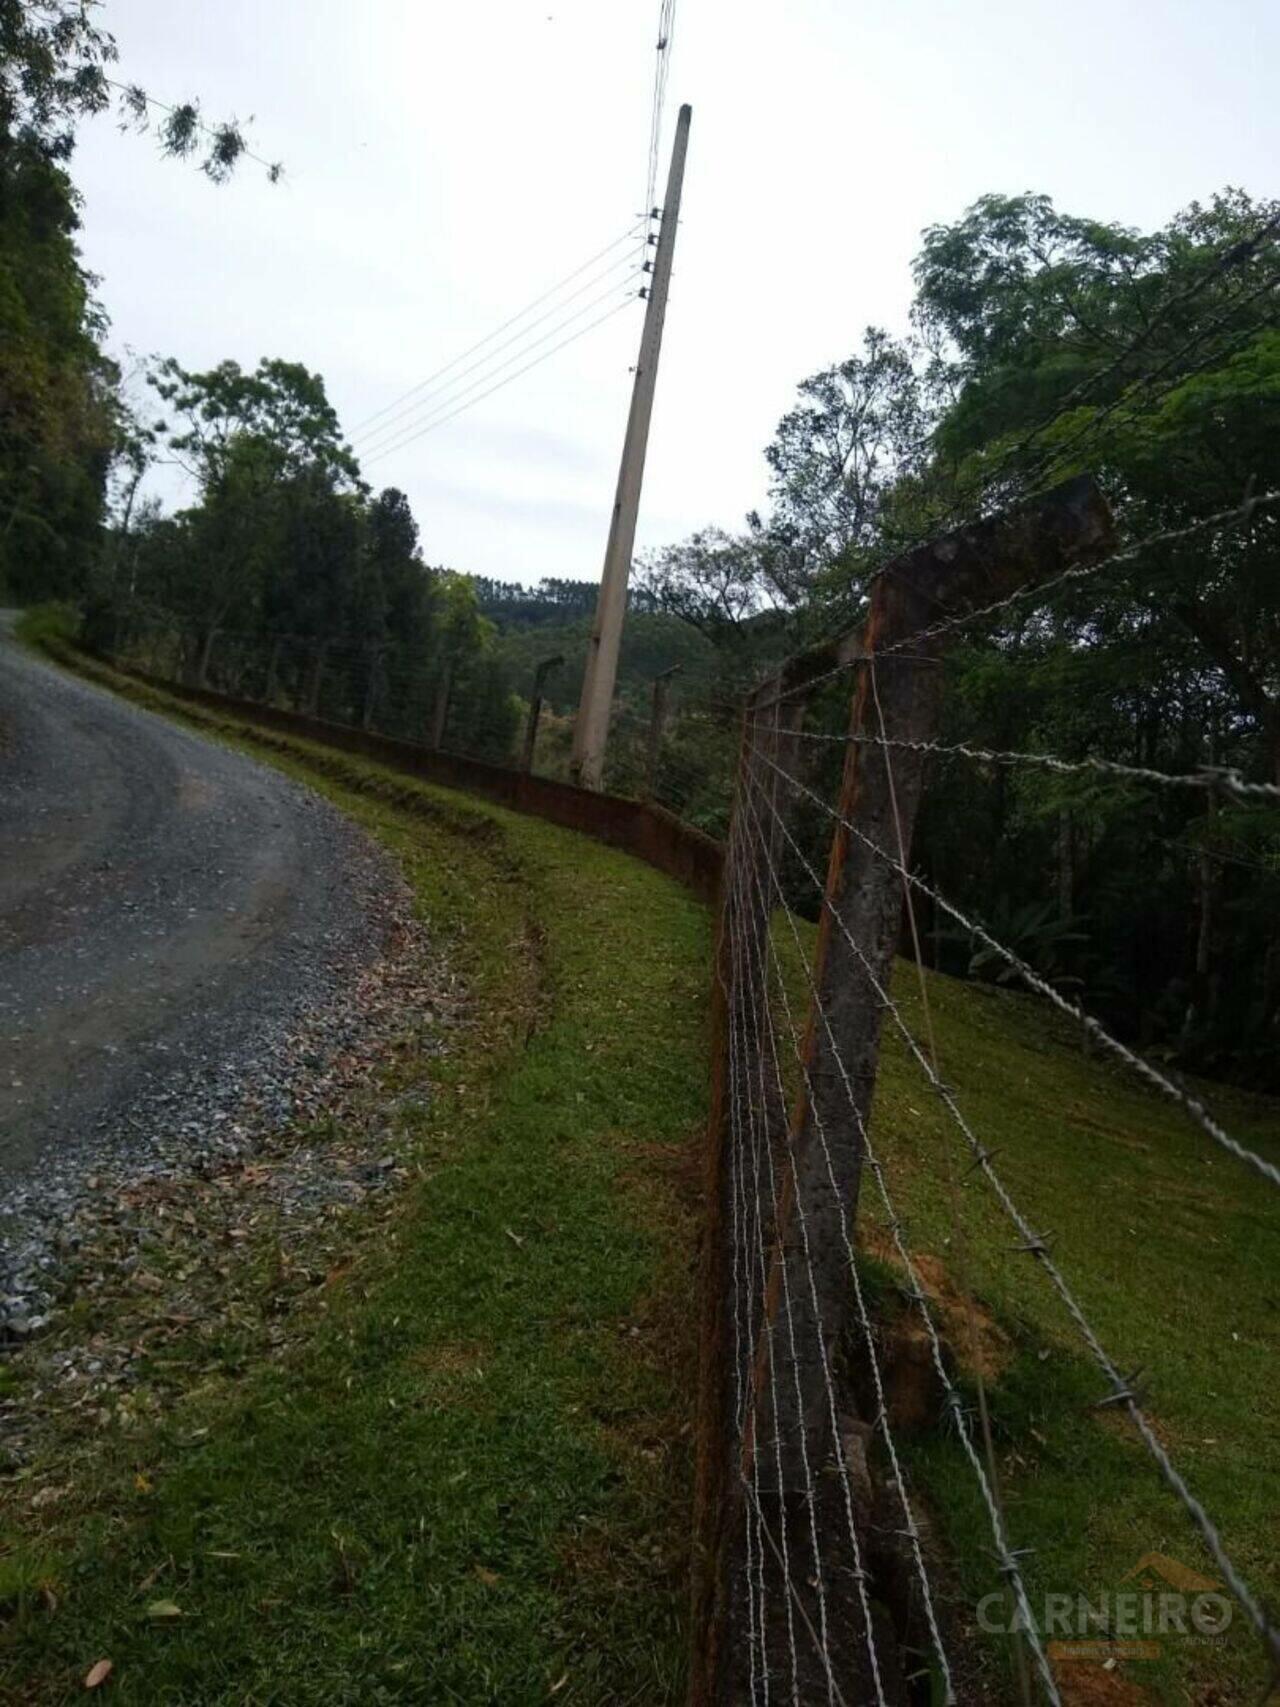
<box><xmin>0</xmin><ymin>623</ymin><xmax>459</xmax><ymax>1412</ymax></box>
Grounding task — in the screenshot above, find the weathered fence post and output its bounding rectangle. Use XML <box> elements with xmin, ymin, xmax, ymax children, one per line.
<box><xmin>691</xmin><ymin>475</ymin><xmax>1112</xmax><ymax>1705</ymax></box>
<box><xmin>263</xmin><ymin>636</ymin><xmax>284</xmax><ymax>704</ymax></box>
<box><xmin>304</xmin><ymin>639</ymin><xmax>329</xmax><ymax>716</ymax></box>
<box><xmin>521</xmin><ymin>653</ymin><xmax>563</xmax><ymax>773</ymax></box>
<box><xmin>430</xmin><ymin>656</ymin><xmax>454</xmax><ymax>751</ymax></box>
<box><xmin>645</xmin><ymin>664</ymin><xmax>681</xmax><ymax>798</ymax></box>
<box><xmin>362</xmin><ymin>641</ymin><xmax>386</xmax><ymax>732</ymax></box>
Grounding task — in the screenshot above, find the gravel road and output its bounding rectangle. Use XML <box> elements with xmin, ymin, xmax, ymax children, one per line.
<box><xmin>0</xmin><ymin>617</ymin><xmax>410</xmax><ymax>1331</ymax></box>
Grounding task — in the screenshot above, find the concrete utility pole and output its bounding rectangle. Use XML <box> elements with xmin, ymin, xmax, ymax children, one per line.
<box><xmin>570</xmin><ymin>103</ymin><xmax>691</xmax><ymax>791</ymax></box>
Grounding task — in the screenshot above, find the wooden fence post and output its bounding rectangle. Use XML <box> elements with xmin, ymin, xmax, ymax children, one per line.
<box><xmin>522</xmin><ymin>653</ymin><xmax>563</xmax><ymax>773</ymax></box>
<box><xmin>362</xmin><ymin>641</ymin><xmax>387</xmax><ymax>732</ymax></box>
<box><xmin>430</xmin><ymin>657</ymin><xmax>454</xmax><ymax>751</ymax></box>
<box><xmin>263</xmin><ymin>636</ymin><xmax>284</xmax><ymax>704</ymax></box>
<box><xmin>304</xmin><ymin>639</ymin><xmax>329</xmax><ymax>716</ymax></box>
<box><xmin>645</xmin><ymin>664</ymin><xmax>681</xmax><ymax>798</ymax></box>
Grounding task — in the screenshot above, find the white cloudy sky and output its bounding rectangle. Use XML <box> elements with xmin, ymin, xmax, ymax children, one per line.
<box><xmin>73</xmin><ymin>0</ymin><xmax>1279</xmax><ymax>583</ymax></box>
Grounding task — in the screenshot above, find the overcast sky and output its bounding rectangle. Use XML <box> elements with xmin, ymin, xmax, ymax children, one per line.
<box><xmin>73</xmin><ymin>0</ymin><xmax>1279</xmax><ymax>584</ymax></box>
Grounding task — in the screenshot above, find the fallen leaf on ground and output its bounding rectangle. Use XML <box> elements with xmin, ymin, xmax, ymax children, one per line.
<box><xmin>145</xmin><ymin>1600</ymin><xmax>182</xmax><ymax>1620</ymax></box>
<box><xmin>83</xmin><ymin>1658</ymin><xmax>113</xmax><ymax>1688</ymax></box>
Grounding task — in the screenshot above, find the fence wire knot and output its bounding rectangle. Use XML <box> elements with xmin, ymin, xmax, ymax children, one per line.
<box><xmin>1012</xmin><ymin>1230</ymin><xmax>1054</xmax><ymax>1257</ymax></box>
<box><xmin>1093</xmin><ymin>1368</ymin><xmax>1146</xmax><ymax>1409</ymax></box>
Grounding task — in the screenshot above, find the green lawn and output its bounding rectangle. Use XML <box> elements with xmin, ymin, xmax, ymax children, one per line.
<box><xmin>818</xmin><ymin>935</ymin><xmax>1280</xmax><ymax>1703</ymax></box>
<box><xmin>1</xmin><ymin>672</ymin><xmax>711</xmax><ymax>1704</ymax></box>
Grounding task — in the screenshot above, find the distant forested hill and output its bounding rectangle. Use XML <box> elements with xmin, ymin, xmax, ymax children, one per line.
<box><xmin>473</xmin><ymin>578</ymin><xmax>716</xmax><ymax>716</ymax></box>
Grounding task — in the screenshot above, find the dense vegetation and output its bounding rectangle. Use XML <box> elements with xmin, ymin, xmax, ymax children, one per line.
<box><xmin>0</xmin><ymin>0</ymin><xmax>278</xmax><ymax>603</ymax></box>
<box><xmin>642</xmin><ymin>191</ymin><xmax>1280</xmax><ymax>1086</ymax></box>
<box><xmin>4</xmin><ymin>6</ymin><xmax>1277</xmax><ymax>1083</ymax></box>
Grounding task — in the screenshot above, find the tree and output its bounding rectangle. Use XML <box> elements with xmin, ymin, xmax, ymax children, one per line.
<box><xmin>0</xmin><ymin>2</ymin><xmax>280</xmax><ymax>602</ymax></box>
<box><xmin>143</xmin><ymin>358</ymin><xmax>359</xmax><ymax>684</ymax></box>
<box><xmin>907</xmin><ymin>188</ymin><xmax>1280</xmax><ymax>1078</ymax></box>
<box><xmin>150</xmin><ymin>357</ymin><xmax>358</xmax><ymax>494</ymax></box>
<box><xmin>0</xmin><ymin>137</ymin><xmax>119</xmax><ymax>597</ymax></box>
<box><xmin>763</xmin><ymin>327</ymin><xmax>934</xmax><ymax>600</ymax></box>
<box><xmin>914</xmin><ymin>189</ymin><xmax>1280</xmax><ymax>783</ymax></box>
<box><xmin>0</xmin><ymin>0</ymin><xmax>279</xmax><ymax>179</ymax></box>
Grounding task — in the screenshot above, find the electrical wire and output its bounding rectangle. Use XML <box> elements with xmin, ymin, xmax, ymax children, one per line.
<box><xmin>363</xmin><ymin>292</ymin><xmax>639</xmax><ymax>463</ymax></box>
<box><xmin>348</xmin><ymin>223</ymin><xmax>643</xmax><ymax>438</ymax></box>
<box><xmin>352</xmin><ymin>246</ymin><xmax>644</xmax><ymax>451</ymax></box>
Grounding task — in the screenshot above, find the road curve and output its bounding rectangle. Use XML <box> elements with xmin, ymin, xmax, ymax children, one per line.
<box><xmin>0</xmin><ymin>617</ymin><xmax>390</xmax><ymax>1216</ymax></box>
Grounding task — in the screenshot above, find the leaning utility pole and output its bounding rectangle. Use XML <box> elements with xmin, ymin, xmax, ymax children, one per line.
<box><xmin>570</xmin><ymin>103</ymin><xmax>691</xmax><ymax>791</ymax></box>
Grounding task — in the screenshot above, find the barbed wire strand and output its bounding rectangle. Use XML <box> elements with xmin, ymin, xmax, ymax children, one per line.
<box><xmin>725</xmin><ymin>815</ymin><xmax>885</xmax><ymax>1705</ymax></box>
<box><xmin>746</xmin><ymin>727</ymin><xmax>1280</xmax><ymax>804</ymax></box>
<box><xmin>722</xmin><ymin>847</ymin><xmax>775</xmax><ymax>1700</ymax></box>
<box><xmin>736</xmin><ymin>761</ymin><xmax>1059</xmax><ymax>1705</ymax></box>
<box><xmin>774</xmin><ymin>738</ymin><xmax>1280</xmax><ymax>1192</ymax></box>
<box><xmin>349</xmin><ymin>224</ymin><xmax>643</xmax><ymax>436</ymax></box>
<box><xmin>764</xmin><ymin>490</ymin><xmax>1280</xmax><ymax>711</ymax></box>
<box><xmin>754</xmin><ymin>741</ymin><xmax>1280</xmax><ymax>1193</ymax></box>
<box><xmin>743</xmin><ymin>739</ymin><xmax>1280</xmax><ymax>1672</ymax></box>
<box><xmin>738</xmin><ymin>847</ymin><xmax>854</xmax><ymax>1707</ymax></box>
<box><xmin>734</xmin><ymin>757</ymin><xmax>961</xmax><ymax>1701</ymax></box>
<box><xmin>1003</xmin><ymin>264</ymin><xmax>1280</xmax><ymax>507</ymax></box>
<box><xmin>726</xmin><ymin>822</ymin><xmax>832</xmax><ymax>1704</ymax></box>
<box><xmin>864</xmin><ymin>658</ymin><xmax>1036</xmax><ymax>1705</ymax></box>
<box><xmin>771</xmin><ymin>221</ymin><xmax>1280</xmax><ymax>669</ymax></box>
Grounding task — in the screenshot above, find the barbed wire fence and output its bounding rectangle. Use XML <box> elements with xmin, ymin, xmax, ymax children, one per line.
<box><xmin>689</xmin><ymin>473</ymin><xmax>1280</xmax><ymax>1705</ymax></box>
<box><xmin>81</xmin><ymin>198</ymin><xmax>1280</xmax><ymax>1706</ymax></box>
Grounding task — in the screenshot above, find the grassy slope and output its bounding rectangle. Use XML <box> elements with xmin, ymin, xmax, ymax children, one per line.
<box><xmin>1</xmin><ymin>661</ymin><xmax>711</xmax><ymax>1704</ymax></box>
<box><xmin>5</xmin><ymin>641</ymin><xmax>1279</xmax><ymax>1702</ymax></box>
<box><xmin>835</xmin><ymin>948</ymin><xmax>1280</xmax><ymax>1701</ymax></box>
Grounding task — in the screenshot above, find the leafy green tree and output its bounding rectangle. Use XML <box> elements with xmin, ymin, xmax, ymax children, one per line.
<box><xmin>143</xmin><ymin>358</ymin><xmax>358</xmax><ymax>682</ymax></box>
<box><xmin>914</xmin><ymin>189</ymin><xmax>1280</xmax><ymax>783</ymax></box>
<box><xmin>0</xmin><ymin>138</ymin><xmax>118</xmax><ymax>597</ymax></box>
<box><xmin>1</xmin><ymin>0</ymin><xmax>278</xmax><ymax>179</ymax></box>
<box><xmin>0</xmin><ymin>2</ymin><xmax>279</xmax><ymax>602</ymax></box>
<box><xmin>764</xmin><ymin>327</ymin><xmax>933</xmax><ymax>594</ymax></box>
<box><xmin>908</xmin><ymin>189</ymin><xmax>1280</xmax><ymax>1077</ymax></box>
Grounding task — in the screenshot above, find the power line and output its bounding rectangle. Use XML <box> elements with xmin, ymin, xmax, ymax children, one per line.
<box><xmin>644</xmin><ymin>0</ymin><xmax>679</xmax><ymax>221</ymax></box>
<box><xmin>362</xmin><ymin>293</ymin><xmax>639</xmax><ymax>464</ymax></box>
<box><xmin>749</xmin><ymin>736</ymin><xmax>1280</xmax><ymax>1194</ymax></box>
<box><xmin>348</xmin><ymin>223</ymin><xmax>642</xmax><ymax>439</ymax></box>
<box><xmin>352</xmin><ymin>246</ymin><xmax>644</xmax><ymax>451</ymax></box>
